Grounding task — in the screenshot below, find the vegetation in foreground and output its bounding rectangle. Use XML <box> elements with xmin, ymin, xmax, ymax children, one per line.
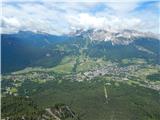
<box><xmin>2</xmin><ymin>74</ymin><xmax>160</xmax><ymax>120</ymax></box>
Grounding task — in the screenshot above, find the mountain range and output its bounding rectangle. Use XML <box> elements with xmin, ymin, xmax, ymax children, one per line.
<box><xmin>1</xmin><ymin>29</ymin><xmax>160</xmax><ymax>73</ymax></box>
<box><xmin>1</xmin><ymin>29</ymin><xmax>160</xmax><ymax>120</ymax></box>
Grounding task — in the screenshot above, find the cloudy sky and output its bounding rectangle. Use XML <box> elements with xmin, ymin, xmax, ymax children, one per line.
<box><xmin>1</xmin><ymin>0</ymin><xmax>160</xmax><ymax>35</ymax></box>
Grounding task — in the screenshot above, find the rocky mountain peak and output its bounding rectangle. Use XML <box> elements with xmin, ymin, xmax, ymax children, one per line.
<box><xmin>70</xmin><ymin>28</ymin><xmax>159</xmax><ymax>45</ymax></box>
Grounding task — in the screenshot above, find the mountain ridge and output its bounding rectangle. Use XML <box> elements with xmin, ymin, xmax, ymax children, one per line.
<box><xmin>1</xmin><ymin>30</ymin><xmax>160</xmax><ymax>73</ymax></box>
<box><xmin>69</xmin><ymin>28</ymin><xmax>160</xmax><ymax>45</ymax></box>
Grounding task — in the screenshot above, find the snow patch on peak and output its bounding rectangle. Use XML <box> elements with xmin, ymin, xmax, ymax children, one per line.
<box><xmin>70</xmin><ymin>28</ymin><xmax>159</xmax><ymax>45</ymax></box>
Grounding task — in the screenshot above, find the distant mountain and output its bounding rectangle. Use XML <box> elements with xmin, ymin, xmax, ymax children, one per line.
<box><xmin>70</xmin><ymin>28</ymin><xmax>159</xmax><ymax>45</ymax></box>
<box><xmin>1</xmin><ymin>31</ymin><xmax>72</xmax><ymax>73</ymax></box>
<box><xmin>1</xmin><ymin>30</ymin><xmax>160</xmax><ymax>73</ymax></box>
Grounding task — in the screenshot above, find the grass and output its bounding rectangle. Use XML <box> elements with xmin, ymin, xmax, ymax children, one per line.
<box><xmin>47</xmin><ymin>55</ymin><xmax>108</xmax><ymax>73</ymax></box>
<box><xmin>32</xmin><ymin>79</ymin><xmax>47</xmax><ymax>84</ymax></box>
<box><xmin>52</xmin><ymin>63</ymin><xmax>74</xmax><ymax>74</ymax></box>
<box><xmin>10</xmin><ymin>87</ymin><xmax>18</xmax><ymax>93</ymax></box>
<box><xmin>121</xmin><ymin>58</ymin><xmax>147</xmax><ymax>65</ymax></box>
<box><xmin>76</xmin><ymin>57</ymin><xmax>107</xmax><ymax>72</ymax></box>
<box><xmin>135</xmin><ymin>66</ymin><xmax>159</xmax><ymax>80</ymax></box>
<box><xmin>48</xmin><ymin>56</ymin><xmax>76</xmax><ymax>74</ymax></box>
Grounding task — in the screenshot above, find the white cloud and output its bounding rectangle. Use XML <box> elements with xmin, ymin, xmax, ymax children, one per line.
<box><xmin>67</xmin><ymin>13</ymin><xmax>142</xmax><ymax>32</ymax></box>
<box><xmin>104</xmin><ymin>0</ymin><xmax>149</xmax><ymax>12</ymax></box>
<box><xmin>1</xmin><ymin>1</ymin><xmax>159</xmax><ymax>34</ymax></box>
<box><xmin>2</xmin><ymin>17</ymin><xmax>21</xmax><ymax>27</ymax></box>
<box><xmin>1</xmin><ymin>17</ymin><xmax>21</xmax><ymax>33</ymax></box>
<box><xmin>67</xmin><ymin>13</ymin><xmax>106</xmax><ymax>29</ymax></box>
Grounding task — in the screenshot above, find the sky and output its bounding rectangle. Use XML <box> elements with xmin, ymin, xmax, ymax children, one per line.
<box><xmin>1</xmin><ymin>0</ymin><xmax>160</xmax><ymax>35</ymax></box>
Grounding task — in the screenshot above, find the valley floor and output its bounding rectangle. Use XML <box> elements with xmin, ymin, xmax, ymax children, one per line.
<box><xmin>1</xmin><ymin>57</ymin><xmax>160</xmax><ymax>120</ymax></box>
